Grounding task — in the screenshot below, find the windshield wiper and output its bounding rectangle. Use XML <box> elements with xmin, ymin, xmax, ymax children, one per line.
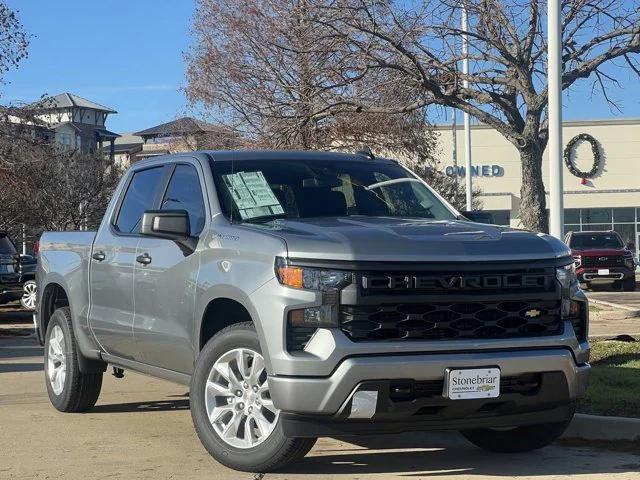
<box><xmin>365</xmin><ymin>178</ymin><xmax>422</xmax><ymax>190</ymax></box>
<box><xmin>241</xmin><ymin>213</ymin><xmax>288</xmax><ymax>224</ymax></box>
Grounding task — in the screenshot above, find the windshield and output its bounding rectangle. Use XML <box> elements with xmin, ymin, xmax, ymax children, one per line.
<box><xmin>210</xmin><ymin>158</ymin><xmax>457</xmax><ymax>223</ymax></box>
<box><xmin>570</xmin><ymin>232</ymin><xmax>623</xmax><ymax>250</ymax></box>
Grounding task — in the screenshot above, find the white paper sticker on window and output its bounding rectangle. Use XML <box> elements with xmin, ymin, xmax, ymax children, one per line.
<box><xmin>222</xmin><ymin>171</ymin><xmax>284</xmax><ymax>219</ymax></box>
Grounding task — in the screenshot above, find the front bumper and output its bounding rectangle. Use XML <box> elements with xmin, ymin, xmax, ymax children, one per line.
<box><xmin>269</xmin><ymin>346</ymin><xmax>589</xmax><ymax>416</ymax></box>
<box><xmin>577</xmin><ymin>267</ymin><xmax>634</xmax><ymax>282</ymax></box>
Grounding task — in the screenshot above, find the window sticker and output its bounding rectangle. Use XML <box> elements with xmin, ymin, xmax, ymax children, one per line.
<box><xmin>222</xmin><ymin>171</ymin><xmax>284</xmax><ymax>219</ymax></box>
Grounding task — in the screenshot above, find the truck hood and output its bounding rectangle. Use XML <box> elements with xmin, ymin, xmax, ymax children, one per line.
<box><xmin>249</xmin><ymin>217</ymin><xmax>571</xmax><ymax>263</ymax></box>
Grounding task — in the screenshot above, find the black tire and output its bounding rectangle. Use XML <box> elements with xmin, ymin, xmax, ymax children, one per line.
<box><xmin>623</xmin><ymin>277</ymin><xmax>637</xmax><ymax>291</ymax></box>
<box><xmin>44</xmin><ymin>307</ymin><xmax>103</xmax><ymax>412</ymax></box>
<box><xmin>460</xmin><ymin>414</ymin><xmax>574</xmax><ymax>453</ymax></box>
<box><xmin>190</xmin><ymin>322</ymin><xmax>316</xmax><ymax>472</ymax></box>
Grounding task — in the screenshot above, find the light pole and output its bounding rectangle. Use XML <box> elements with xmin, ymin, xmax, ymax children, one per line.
<box><xmin>548</xmin><ymin>0</ymin><xmax>564</xmax><ymax>238</ymax></box>
<box><xmin>461</xmin><ymin>3</ymin><xmax>473</xmax><ymax>211</ymax></box>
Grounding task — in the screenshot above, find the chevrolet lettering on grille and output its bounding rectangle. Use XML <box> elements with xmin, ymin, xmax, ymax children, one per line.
<box><xmin>361</xmin><ymin>273</ymin><xmax>552</xmax><ymax>290</ymax></box>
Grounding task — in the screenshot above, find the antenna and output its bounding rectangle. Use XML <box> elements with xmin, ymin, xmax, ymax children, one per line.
<box><xmin>357</xmin><ymin>146</ymin><xmax>375</xmax><ymax>160</ymax></box>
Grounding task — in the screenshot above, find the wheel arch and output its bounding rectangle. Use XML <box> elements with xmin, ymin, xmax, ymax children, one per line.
<box><xmin>39</xmin><ymin>280</ymin><xmax>106</xmax><ymax>374</ymax></box>
<box><xmin>196</xmin><ymin>286</ymin><xmax>269</xmax><ymax>371</ymax></box>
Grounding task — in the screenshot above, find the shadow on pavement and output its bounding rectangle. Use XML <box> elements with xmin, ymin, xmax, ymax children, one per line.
<box><xmin>282</xmin><ymin>432</ymin><xmax>638</xmax><ymax>477</ymax></box>
<box><xmin>0</xmin><ymin>307</ymin><xmax>32</xmax><ymax>324</ymax></box>
<box><xmin>0</xmin><ymin>362</ymin><xmax>43</xmax><ymax>373</ymax></box>
<box><xmin>90</xmin><ymin>399</ymin><xmax>190</xmax><ymax>413</ymax></box>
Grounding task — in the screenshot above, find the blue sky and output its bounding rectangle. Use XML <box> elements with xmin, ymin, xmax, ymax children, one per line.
<box><xmin>2</xmin><ymin>0</ymin><xmax>640</xmax><ymax>133</ymax></box>
<box><xmin>2</xmin><ymin>0</ymin><xmax>194</xmax><ymax>133</ymax></box>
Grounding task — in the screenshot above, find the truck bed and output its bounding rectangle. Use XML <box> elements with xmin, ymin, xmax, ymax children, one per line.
<box><xmin>38</xmin><ymin>231</ymin><xmax>97</xmax><ymax>328</ymax></box>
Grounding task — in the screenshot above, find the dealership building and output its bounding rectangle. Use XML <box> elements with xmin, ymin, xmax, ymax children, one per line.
<box><xmin>436</xmin><ymin>118</ymin><xmax>640</xmax><ymax>251</ymax></box>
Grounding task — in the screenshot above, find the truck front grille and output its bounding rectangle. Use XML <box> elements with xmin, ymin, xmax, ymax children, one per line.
<box><xmin>581</xmin><ymin>255</ymin><xmax>623</xmax><ymax>268</ymax></box>
<box><xmin>340</xmin><ymin>300</ymin><xmax>562</xmax><ymax>341</ymax></box>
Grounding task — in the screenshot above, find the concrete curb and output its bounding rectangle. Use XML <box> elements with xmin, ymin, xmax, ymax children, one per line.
<box><xmin>588</xmin><ymin>297</ymin><xmax>640</xmax><ymax>314</ymax></box>
<box><xmin>563</xmin><ymin>413</ymin><xmax>640</xmax><ymax>441</ymax></box>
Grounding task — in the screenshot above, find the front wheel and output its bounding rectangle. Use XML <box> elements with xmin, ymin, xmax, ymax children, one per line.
<box><xmin>20</xmin><ymin>280</ymin><xmax>37</xmax><ymax>311</ymax></box>
<box><xmin>460</xmin><ymin>415</ymin><xmax>574</xmax><ymax>453</ymax></box>
<box><xmin>190</xmin><ymin>322</ymin><xmax>316</xmax><ymax>472</ymax></box>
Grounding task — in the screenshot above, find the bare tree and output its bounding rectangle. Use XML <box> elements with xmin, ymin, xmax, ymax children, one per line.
<box><xmin>185</xmin><ymin>0</ymin><xmax>480</xmax><ymax>209</ymax></box>
<box><xmin>0</xmin><ymin>1</ymin><xmax>28</xmax><ymax>84</ymax></box>
<box><xmin>1</xmin><ymin>143</ymin><xmax>121</xmax><ymax>245</ymax></box>
<box><xmin>186</xmin><ymin>0</ymin><xmax>355</xmax><ymax>148</ymax></box>
<box><xmin>316</xmin><ymin>0</ymin><xmax>640</xmax><ymax>232</ymax></box>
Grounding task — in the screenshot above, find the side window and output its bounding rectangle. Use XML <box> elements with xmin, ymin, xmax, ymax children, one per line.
<box><xmin>161</xmin><ymin>164</ymin><xmax>206</xmax><ymax>235</ymax></box>
<box><xmin>115</xmin><ymin>167</ymin><xmax>165</xmax><ymax>233</ymax></box>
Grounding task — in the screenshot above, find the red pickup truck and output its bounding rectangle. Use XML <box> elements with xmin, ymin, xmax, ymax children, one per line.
<box><xmin>565</xmin><ymin>230</ymin><xmax>636</xmax><ymax>291</ymax></box>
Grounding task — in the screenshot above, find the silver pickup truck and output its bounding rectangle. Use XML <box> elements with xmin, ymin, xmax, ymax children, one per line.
<box><xmin>36</xmin><ymin>150</ymin><xmax>590</xmax><ymax>473</ymax></box>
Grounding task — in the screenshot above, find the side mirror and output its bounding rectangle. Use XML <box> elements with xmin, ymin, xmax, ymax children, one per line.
<box><xmin>460</xmin><ymin>210</ymin><xmax>495</xmax><ymax>224</ymax></box>
<box><xmin>140</xmin><ymin>210</ymin><xmax>190</xmax><ymax>240</ymax></box>
<box><xmin>627</xmin><ymin>243</ymin><xmax>636</xmax><ymax>251</ymax></box>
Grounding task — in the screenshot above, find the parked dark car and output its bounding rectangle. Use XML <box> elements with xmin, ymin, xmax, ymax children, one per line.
<box><xmin>0</xmin><ymin>231</ymin><xmax>37</xmax><ymax>309</ymax></box>
<box><xmin>565</xmin><ymin>230</ymin><xmax>636</xmax><ymax>291</ymax></box>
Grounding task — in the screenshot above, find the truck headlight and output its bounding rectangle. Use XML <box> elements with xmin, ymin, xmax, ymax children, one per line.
<box><xmin>573</xmin><ymin>255</ymin><xmax>581</xmax><ymax>268</ymax></box>
<box><xmin>275</xmin><ymin>257</ymin><xmax>352</xmax><ymax>291</ymax></box>
<box><xmin>556</xmin><ymin>263</ymin><xmax>577</xmax><ymax>290</ymax></box>
<box><xmin>623</xmin><ymin>256</ymin><xmax>635</xmax><ymax>270</ymax></box>
<box><xmin>276</xmin><ymin>257</ymin><xmax>352</xmax><ymax>335</ymax></box>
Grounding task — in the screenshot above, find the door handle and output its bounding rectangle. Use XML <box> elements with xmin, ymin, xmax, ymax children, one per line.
<box><xmin>136</xmin><ymin>253</ymin><xmax>152</xmax><ymax>265</ymax></box>
<box><xmin>92</xmin><ymin>251</ymin><xmax>106</xmax><ymax>262</ymax></box>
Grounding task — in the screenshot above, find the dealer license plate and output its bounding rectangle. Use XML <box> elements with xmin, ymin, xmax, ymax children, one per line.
<box><xmin>598</xmin><ymin>269</ymin><xmax>610</xmax><ymax>275</ymax></box>
<box><xmin>444</xmin><ymin>367</ymin><xmax>501</xmax><ymax>400</ymax></box>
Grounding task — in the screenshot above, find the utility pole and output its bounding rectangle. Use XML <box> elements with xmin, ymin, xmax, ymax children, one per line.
<box><xmin>461</xmin><ymin>3</ymin><xmax>473</xmax><ymax>211</ymax></box>
<box><xmin>548</xmin><ymin>0</ymin><xmax>564</xmax><ymax>238</ymax></box>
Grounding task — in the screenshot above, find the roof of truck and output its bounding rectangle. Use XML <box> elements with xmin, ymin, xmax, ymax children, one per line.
<box><xmin>202</xmin><ymin>149</ymin><xmax>396</xmax><ymax>163</ymax></box>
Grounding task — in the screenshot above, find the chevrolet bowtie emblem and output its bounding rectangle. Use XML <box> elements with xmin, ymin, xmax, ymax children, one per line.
<box><xmin>525</xmin><ymin>309</ymin><xmax>541</xmax><ymax>318</ymax></box>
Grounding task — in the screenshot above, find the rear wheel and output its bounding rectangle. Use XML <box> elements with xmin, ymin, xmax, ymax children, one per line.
<box><xmin>44</xmin><ymin>307</ymin><xmax>103</xmax><ymax>412</ymax></box>
<box><xmin>190</xmin><ymin>322</ymin><xmax>316</xmax><ymax>472</ymax></box>
<box><xmin>460</xmin><ymin>415</ymin><xmax>574</xmax><ymax>453</ymax></box>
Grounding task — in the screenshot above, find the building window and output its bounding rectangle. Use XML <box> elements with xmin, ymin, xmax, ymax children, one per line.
<box><xmin>57</xmin><ymin>132</ymin><xmax>73</xmax><ymax>150</ymax></box>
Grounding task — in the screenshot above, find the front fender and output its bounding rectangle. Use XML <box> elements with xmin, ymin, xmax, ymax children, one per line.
<box><xmin>194</xmin><ymin>284</ymin><xmax>271</xmax><ymax>371</ymax></box>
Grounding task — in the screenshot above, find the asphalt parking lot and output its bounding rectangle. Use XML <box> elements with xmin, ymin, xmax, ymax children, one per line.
<box><xmin>1</xmin><ymin>304</ymin><xmax>639</xmax><ymax>480</ymax></box>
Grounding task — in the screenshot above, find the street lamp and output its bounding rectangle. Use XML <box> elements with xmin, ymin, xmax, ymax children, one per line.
<box><xmin>548</xmin><ymin>0</ymin><xmax>564</xmax><ymax>238</ymax></box>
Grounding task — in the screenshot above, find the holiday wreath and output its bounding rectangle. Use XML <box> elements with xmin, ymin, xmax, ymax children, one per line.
<box><xmin>563</xmin><ymin>133</ymin><xmax>601</xmax><ymax>179</ymax></box>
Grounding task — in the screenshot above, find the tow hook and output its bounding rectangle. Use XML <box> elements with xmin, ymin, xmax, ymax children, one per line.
<box><xmin>112</xmin><ymin>367</ymin><xmax>125</xmax><ymax>379</ymax></box>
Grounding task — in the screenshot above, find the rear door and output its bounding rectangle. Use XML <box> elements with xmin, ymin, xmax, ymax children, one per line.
<box><xmin>89</xmin><ymin>165</ymin><xmax>169</xmax><ymax>360</ymax></box>
<box><xmin>132</xmin><ymin>160</ymin><xmax>207</xmax><ymax>373</ymax></box>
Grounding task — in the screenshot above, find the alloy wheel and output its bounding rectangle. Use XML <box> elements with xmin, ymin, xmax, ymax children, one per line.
<box><xmin>47</xmin><ymin>325</ymin><xmax>67</xmax><ymax>395</ymax></box>
<box><xmin>21</xmin><ymin>281</ymin><xmax>37</xmax><ymax>310</ymax></box>
<box><xmin>204</xmin><ymin>348</ymin><xmax>279</xmax><ymax>449</ymax></box>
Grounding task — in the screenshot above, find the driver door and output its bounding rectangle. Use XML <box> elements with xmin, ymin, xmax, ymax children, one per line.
<box><xmin>132</xmin><ymin>161</ymin><xmax>207</xmax><ymax>374</ymax></box>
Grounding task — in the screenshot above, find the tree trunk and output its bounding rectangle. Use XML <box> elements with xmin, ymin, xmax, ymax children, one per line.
<box><xmin>518</xmin><ymin>144</ymin><xmax>548</xmax><ymax>233</ymax></box>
